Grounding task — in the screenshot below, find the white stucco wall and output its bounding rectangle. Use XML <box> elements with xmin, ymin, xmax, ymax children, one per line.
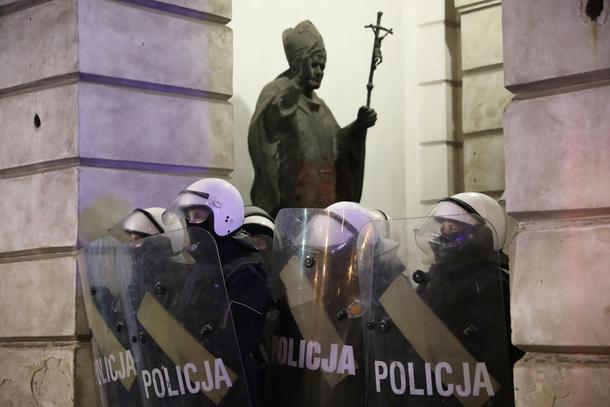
<box><xmin>231</xmin><ymin>0</ymin><xmax>419</xmax><ymax>219</ymax></box>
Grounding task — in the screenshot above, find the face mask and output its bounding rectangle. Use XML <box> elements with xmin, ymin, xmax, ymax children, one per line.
<box><xmin>128</xmin><ymin>232</ymin><xmax>150</xmax><ymax>248</ymax></box>
<box><xmin>430</xmin><ymin>223</ymin><xmax>497</xmax><ymax>263</ymax></box>
<box><xmin>185</xmin><ymin>213</ymin><xmax>215</xmax><ymax>236</ymax></box>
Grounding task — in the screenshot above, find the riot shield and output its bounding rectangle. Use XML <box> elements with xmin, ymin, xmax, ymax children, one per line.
<box><xmin>266</xmin><ymin>208</ymin><xmax>366</xmax><ymax>407</ymax></box>
<box><xmin>78</xmin><ymin>236</ymin><xmax>141</xmax><ymax>406</ymax></box>
<box><xmin>359</xmin><ymin>215</ymin><xmax>514</xmax><ymax>407</ymax></box>
<box><xmin>114</xmin><ymin>228</ymin><xmax>252</xmax><ymax>407</ymax></box>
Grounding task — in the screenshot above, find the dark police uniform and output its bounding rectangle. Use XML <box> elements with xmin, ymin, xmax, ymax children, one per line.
<box><xmin>214</xmin><ymin>230</ymin><xmax>271</xmax><ymax>407</ymax></box>
<box><xmin>121</xmin><ymin>231</ymin><xmax>257</xmax><ymax>407</ymax></box>
<box><xmin>367</xmin><ymin>230</ymin><xmax>514</xmax><ymax>407</ymax></box>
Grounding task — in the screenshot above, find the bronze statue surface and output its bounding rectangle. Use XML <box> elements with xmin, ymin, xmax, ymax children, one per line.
<box><xmin>248</xmin><ymin>20</ymin><xmax>377</xmax><ymax>217</ymax></box>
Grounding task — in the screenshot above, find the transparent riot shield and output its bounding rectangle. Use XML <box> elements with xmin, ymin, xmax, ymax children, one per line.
<box><xmin>114</xmin><ymin>228</ymin><xmax>252</xmax><ymax>407</ymax></box>
<box><xmin>266</xmin><ymin>208</ymin><xmax>366</xmax><ymax>407</ymax></box>
<box><xmin>359</xmin><ymin>215</ymin><xmax>514</xmax><ymax>407</ymax></box>
<box><xmin>78</xmin><ymin>236</ymin><xmax>141</xmax><ymax>406</ymax></box>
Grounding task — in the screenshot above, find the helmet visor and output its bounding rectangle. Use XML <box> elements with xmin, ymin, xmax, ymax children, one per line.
<box><xmin>163</xmin><ymin>190</ymin><xmax>212</xmax><ymax>226</ymax></box>
<box><xmin>414</xmin><ymin>213</ymin><xmax>480</xmax><ymax>256</ymax></box>
<box><xmin>108</xmin><ymin>209</ymin><xmax>164</xmax><ymax>244</ymax></box>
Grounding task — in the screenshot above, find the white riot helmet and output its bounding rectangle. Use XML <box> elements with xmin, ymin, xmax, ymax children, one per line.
<box><xmin>243</xmin><ymin>205</ymin><xmax>275</xmax><ymax>252</ymax></box>
<box><xmin>415</xmin><ymin>192</ymin><xmax>506</xmax><ymax>255</ymax></box>
<box><xmin>368</xmin><ymin>208</ymin><xmax>390</xmax><ymax>222</ymax></box>
<box><xmin>440</xmin><ymin>192</ymin><xmax>506</xmax><ymax>250</ymax></box>
<box><xmin>109</xmin><ymin>207</ymin><xmax>181</xmax><ymax>245</ymax></box>
<box><xmin>165</xmin><ymin>178</ymin><xmax>244</xmax><ymax>237</ymax></box>
<box><xmin>305</xmin><ymin>201</ymin><xmax>374</xmax><ymax>249</ymax></box>
<box><xmin>243</xmin><ymin>205</ymin><xmax>274</xmax><ymax>237</ymax></box>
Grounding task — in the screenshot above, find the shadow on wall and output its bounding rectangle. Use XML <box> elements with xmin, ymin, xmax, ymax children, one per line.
<box><xmin>78</xmin><ymin>194</ymin><xmax>133</xmax><ymax>245</ymax></box>
<box><xmin>230</xmin><ymin>95</ymin><xmax>255</xmax><ymax>205</ymax></box>
<box><xmin>76</xmin><ymin>169</ymin><xmax>211</xmax><ymax>246</ymax></box>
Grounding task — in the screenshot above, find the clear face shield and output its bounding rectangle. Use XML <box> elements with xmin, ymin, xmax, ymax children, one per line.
<box><xmin>108</xmin><ymin>209</ymin><xmax>165</xmax><ymax>247</ymax></box>
<box><xmin>358</xmin><ymin>214</ymin><xmax>511</xmax><ymax>406</ymax></box>
<box><xmin>299</xmin><ymin>210</ymin><xmax>360</xmax><ymax>253</ymax></box>
<box><xmin>414</xmin><ymin>201</ymin><xmax>481</xmax><ymax>260</ymax></box>
<box><xmin>163</xmin><ymin>190</ymin><xmax>212</xmax><ymax>228</ymax></box>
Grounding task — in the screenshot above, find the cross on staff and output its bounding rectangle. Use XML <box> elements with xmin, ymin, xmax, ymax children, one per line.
<box><xmin>365</xmin><ymin>11</ymin><xmax>393</xmax><ymax>108</ymax></box>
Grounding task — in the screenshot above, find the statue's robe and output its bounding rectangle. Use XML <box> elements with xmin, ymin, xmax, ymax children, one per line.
<box><xmin>248</xmin><ymin>76</ymin><xmax>367</xmax><ymax>217</ymax></box>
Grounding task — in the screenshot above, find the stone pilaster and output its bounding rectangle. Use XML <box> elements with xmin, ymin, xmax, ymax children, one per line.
<box><xmin>415</xmin><ymin>0</ymin><xmax>462</xmax><ymax>214</ymax></box>
<box><xmin>502</xmin><ymin>0</ymin><xmax>610</xmax><ymax>405</ymax></box>
<box><xmin>0</xmin><ymin>0</ymin><xmax>233</xmax><ymax>404</ymax></box>
<box><xmin>455</xmin><ymin>0</ymin><xmax>510</xmax><ymax>198</ymax></box>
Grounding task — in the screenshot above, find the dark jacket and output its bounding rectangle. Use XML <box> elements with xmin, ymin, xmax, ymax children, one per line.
<box><xmin>122</xmin><ymin>230</ymin><xmax>267</xmax><ymax>407</ymax></box>
<box><xmin>215</xmin><ymin>231</ymin><xmax>271</xmax><ymax>407</ymax></box>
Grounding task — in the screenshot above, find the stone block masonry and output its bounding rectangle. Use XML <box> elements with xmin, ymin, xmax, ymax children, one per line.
<box><xmin>0</xmin><ymin>0</ymin><xmax>233</xmax><ymax>404</ymax></box>
<box><xmin>502</xmin><ymin>0</ymin><xmax>610</xmax><ymax>405</ymax></box>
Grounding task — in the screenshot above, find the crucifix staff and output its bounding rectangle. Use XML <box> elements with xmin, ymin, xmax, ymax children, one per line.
<box><xmin>365</xmin><ymin>11</ymin><xmax>393</xmax><ymax>108</ymax></box>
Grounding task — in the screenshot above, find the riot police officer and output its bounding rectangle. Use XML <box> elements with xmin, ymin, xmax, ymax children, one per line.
<box><xmin>241</xmin><ymin>205</ymin><xmax>275</xmax><ymax>402</ymax></box>
<box><xmin>165</xmin><ymin>178</ymin><xmax>271</xmax><ymax>407</ymax></box>
<box><xmin>109</xmin><ymin>206</ymin><xmax>182</xmax><ymax>312</ymax></box>
<box><xmin>82</xmin><ymin>206</ymin><xmax>175</xmax><ymax>406</ymax></box>
<box><xmin>365</xmin><ymin>192</ymin><xmax>514</xmax><ymax>406</ymax></box>
<box><xmin>243</xmin><ymin>205</ymin><xmax>274</xmax><ymax>254</ymax></box>
<box><xmin>109</xmin><ymin>207</ymin><xmax>220</xmax><ymax>407</ymax></box>
<box><xmin>243</xmin><ymin>205</ymin><xmax>275</xmax><ymax>235</ymax></box>
<box><xmin>268</xmin><ymin>201</ymin><xmax>377</xmax><ymax>407</ymax></box>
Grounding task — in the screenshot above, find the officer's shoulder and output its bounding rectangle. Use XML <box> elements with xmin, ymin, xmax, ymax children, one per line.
<box><xmin>222</xmin><ymin>233</ymin><xmax>266</xmax><ymax>281</ymax></box>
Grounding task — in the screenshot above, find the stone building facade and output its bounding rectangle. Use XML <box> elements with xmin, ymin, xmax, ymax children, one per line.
<box><xmin>0</xmin><ymin>0</ymin><xmax>608</xmax><ymax>405</ymax></box>
<box><xmin>457</xmin><ymin>0</ymin><xmax>510</xmax><ymax>199</ymax></box>
<box><xmin>0</xmin><ymin>0</ymin><xmax>233</xmax><ymax>404</ymax></box>
<box><xmin>503</xmin><ymin>0</ymin><xmax>610</xmax><ymax>405</ymax></box>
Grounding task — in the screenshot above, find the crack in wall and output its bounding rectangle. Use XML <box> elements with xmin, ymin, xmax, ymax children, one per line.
<box><xmin>551</xmin><ymin>392</ymin><xmax>570</xmax><ymax>407</ymax></box>
<box><xmin>29</xmin><ymin>361</ymin><xmax>47</xmax><ymax>407</ymax></box>
<box><xmin>29</xmin><ymin>357</ymin><xmax>70</xmax><ymax>406</ymax></box>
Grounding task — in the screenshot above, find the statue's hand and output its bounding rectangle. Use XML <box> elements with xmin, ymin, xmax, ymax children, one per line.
<box><xmin>356</xmin><ymin>106</ymin><xmax>378</xmax><ymax>129</ymax></box>
<box><xmin>294</xmin><ymin>53</ymin><xmax>312</xmax><ymax>90</ymax></box>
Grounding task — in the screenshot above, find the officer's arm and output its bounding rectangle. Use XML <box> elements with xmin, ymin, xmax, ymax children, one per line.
<box><xmin>226</xmin><ymin>265</ymin><xmax>271</xmax><ymax>357</ymax></box>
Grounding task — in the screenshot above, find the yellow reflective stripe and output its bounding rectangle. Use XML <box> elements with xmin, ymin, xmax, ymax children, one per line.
<box><xmin>137</xmin><ymin>292</ymin><xmax>237</xmax><ymax>405</ymax></box>
<box><xmin>379</xmin><ymin>274</ymin><xmax>500</xmax><ymax>407</ymax></box>
<box><xmin>280</xmin><ymin>257</ymin><xmax>318</xmax><ymax>308</ymax></box>
<box><xmin>82</xmin><ymin>288</ymin><xmax>135</xmax><ymax>391</ymax></box>
<box><xmin>280</xmin><ymin>256</ymin><xmax>348</xmax><ymax>388</ymax></box>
